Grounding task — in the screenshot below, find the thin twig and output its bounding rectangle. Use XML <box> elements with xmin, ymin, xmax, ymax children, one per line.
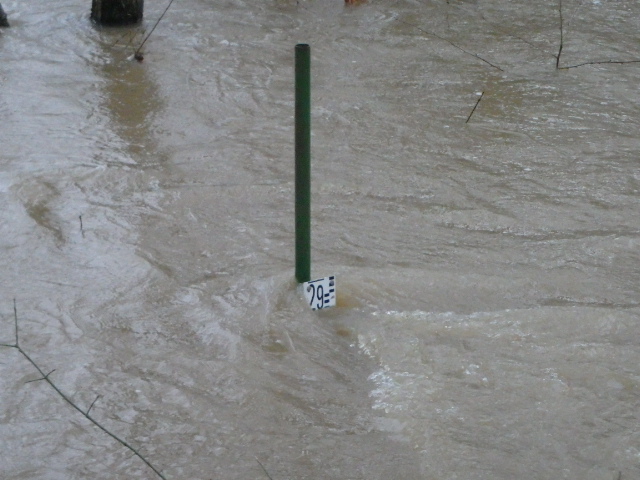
<box><xmin>256</xmin><ymin>457</ymin><xmax>275</xmax><ymax>480</ymax></box>
<box><xmin>13</xmin><ymin>298</ymin><xmax>18</xmax><ymax>347</ymax></box>
<box><xmin>466</xmin><ymin>91</ymin><xmax>484</xmax><ymax>123</ymax></box>
<box><xmin>553</xmin><ymin>0</ymin><xmax>640</xmax><ymax>70</ymax></box>
<box><xmin>87</xmin><ymin>394</ymin><xmax>101</xmax><ymax>416</ymax></box>
<box><xmin>560</xmin><ymin>59</ymin><xmax>640</xmax><ymax>69</ymax></box>
<box><xmin>1</xmin><ymin>302</ymin><xmax>167</xmax><ymax>480</ymax></box>
<box><xmin>429</xmin><ymin>0</ymin><xmax>552</xmax><ymax>59</ymax></box>
<box><xmin>445</xmin><ymin>0</ymin><xmax>450</xmax><ymax>31</ymax></box>
<box><xmin>134</xmin><ymin>0</ymin><xmax>177</xmax><ymax>60</ymax></box>
<box><xmin>110</xmin><ymin>29</ymin><xmax>132</xmax><ymax>48</ymax></box>
<box><xmin>26</xmin><ymin>369</ymin><xmax>56</xmax><ymax>384</ymax></box>
<box><xmin>475</xmin><ymin>11</ymin><xmax>557</xmax><ymax>60</ymax></box>
<box><xmin>556</xmin><ymin>0</ymin><xmax>563</xmax><ymax>69</ymax></box>
<box><xmin>397</xmin><ymin>19</ymin><xmax>504</xmax><ymax>72</ymax></box>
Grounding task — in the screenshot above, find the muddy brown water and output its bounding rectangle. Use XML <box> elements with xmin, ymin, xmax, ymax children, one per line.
<box><xmin>1</xmin><ymin>1</ymin><xmax>639</xmax><ymax>479</ymax></box>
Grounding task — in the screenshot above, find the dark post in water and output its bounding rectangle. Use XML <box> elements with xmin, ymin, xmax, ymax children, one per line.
<box><xmin>295</xmin><ymin>44</ymin><xmax>311</xmax><ymax>284</ymax></box>
<box><xmin>91</xmin><ymin>0</ymin><xmax>143</xmax><ymax>25</ymax></box>
<box><xmin>0</xmin><ymin>2</ymin><xmax>9</xmax><ymax>28</ymax></box>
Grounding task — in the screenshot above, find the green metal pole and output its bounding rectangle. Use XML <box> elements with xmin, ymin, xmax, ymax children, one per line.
<box><xmin>295</xmin><ymin>44</ymin><xmax>311</xmax><ymax>284</ymax></box>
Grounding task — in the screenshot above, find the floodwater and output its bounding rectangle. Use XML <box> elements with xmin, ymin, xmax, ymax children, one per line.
<box><xmin>1</xmin><ymin>0</ymin><xmax>639</xmax><ymax>479</ymax></box>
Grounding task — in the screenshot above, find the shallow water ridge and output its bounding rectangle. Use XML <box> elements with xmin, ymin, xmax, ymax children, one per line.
<box><xmin>1</xmin><ymin>1</ymin><xmax>639</xmax><ymax>479</ymax></box>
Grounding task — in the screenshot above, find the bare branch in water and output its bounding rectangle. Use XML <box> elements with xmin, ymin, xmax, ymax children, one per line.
<box><xmin>553</xmin><ymin>0</ymin><xmax>640</xmax><ymax>70</ymax></box>
<box><xmin>13</xmin><ymin>298</ymin><xmax>18</xmax><ymax>346</ymax></box>
<box><xmin>25</xmin><ymin>369</ymin><xmax>56</xmax><ymax>384</ymax></box>
<box><xmin>466</xmin><ymin>91</ymin><xmax>484</xmax><ymax>124</ymax></box>
<box><xmin>556</xmin><ymin>0</ymin><xmax>564</xmax><ymax>69</ymax></box>
<box><xmin>397</xmin><ymin>19</ymin><xmax>504</xmax><ymax>72</ymax></box>
<box><xmin>87</xmin><ymin>394</ymin><xmax>101</xmax><ymax>416</ymax></box>
<box><xmin>1</xmin><ymin>301</ymin><xmax>167</xmax><ymax>480</ymax></box>
<box><xmin>134</xmin><ymin>0</ymin><xmax>177</xmax><ymax>61</ymax></box>
<box><xmin>256</xmin><ymin>457</ymin><xmax>275</xmax><ymax>480</ymax></box>
<box><xmin>560</xmin><ymin>59</ymin><xmax>640</xmax><ymax>69</ymax></box>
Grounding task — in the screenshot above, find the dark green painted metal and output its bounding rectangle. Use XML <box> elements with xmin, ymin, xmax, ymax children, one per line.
<box><xmin>91</xmin><ymin>0</ymin><xmax>143</xmax><ymax>26</ymax></box>
<box><xmin>295</xmin><ymin>44</ymin><xmax>311</xmax><ymax>284</ymax></box>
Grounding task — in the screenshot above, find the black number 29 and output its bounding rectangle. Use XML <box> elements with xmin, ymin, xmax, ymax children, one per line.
<box><xmin>307</xmin><ymin>283</ymin><xmax>325</xmax><ymax>310</ymax></box>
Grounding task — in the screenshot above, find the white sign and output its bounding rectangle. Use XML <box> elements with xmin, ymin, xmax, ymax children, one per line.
<box><xmin>303</xmin><ymin>275</ymin><xmax>336</xmax><ymax>311</ymax></box>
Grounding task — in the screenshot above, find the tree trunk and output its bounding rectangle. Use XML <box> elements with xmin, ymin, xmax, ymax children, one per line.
<box><xmin>0</xmin><ymin>2</ymin><xmax>9</xmax><ymax>28</ymax></box>
<box><xmin>91</xmin><ymin>0</ymin><xmax>143</xmax><ymax>26</ymax></box>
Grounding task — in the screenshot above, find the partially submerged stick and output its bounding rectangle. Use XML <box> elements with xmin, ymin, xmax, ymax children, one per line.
<box><xmin>466</xmin><ymin>91</ymin><xmax>484</xmax><ymax>123</ymax></box>
<box><xmin>556</xmin><ymin>0</ymin><xmax>564</xmax><ymax>69</ymax></box>
<box><xmin>560</xmin><ymin>59</ymin><xmax>640</xmax><ymax>69</ymax></box>
<box><xmin>134</xmin><ymin>0</ymin><xmax>177</xmax><ymax>61</ymax></box>
<box><xmin>1</xmin><ymin>301</ymin><xmax>167</xmax><ymax>480</ymax></box>
<box><xmin>397</xmin><ymin>19</ymin><xmax>504</xmax><ymax>72</ymax></box>
<box><xmin>552</xmin><ymin>0</ymin><xmax>640</xmax><ymax>70</ymax></box>
<box><xmin>256</xmin><ymin>457</ymin><xmax>275</xmax><ymax>480</ymax></box>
